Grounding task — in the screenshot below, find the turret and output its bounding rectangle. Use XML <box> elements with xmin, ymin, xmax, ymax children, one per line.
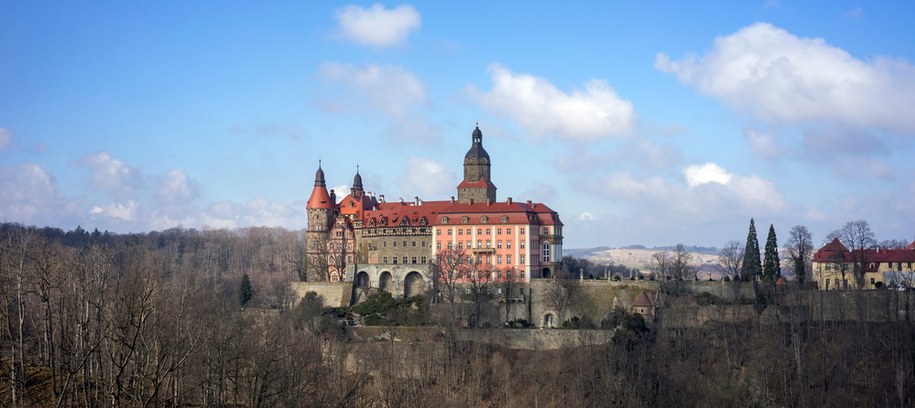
<box><xmin>457</xmin><ymin>125</ymin><xmax>497</xmax><ymax>203</ymax></box>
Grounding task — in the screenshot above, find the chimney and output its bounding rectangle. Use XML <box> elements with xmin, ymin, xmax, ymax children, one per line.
<box><xmin>469</xmin><ymin>198</ymin><xmax>474</xmax><ymax>204</ymax></box>
<box><xmin>330</xmin><ymin>189</ymin><xmax>336</xmax><ymax>203</ymax></box>
<box><xmin>379</xmin><ymin>194</ymin><xmax>385</xmax><ymax>203</ymax></box>
<box><xmin>507</xmin><ymin>197</ymin><xmax>513</xmax><ymax>204</ymax></box>
<box><xmin>399</xmin><ymin>197</ymin><xmax>404</xmax><ymax>204</ymax></box>
<box><xmin>450</xmin><ymin>196</ymin><xmax>455</xmax><ymax>204</ymax></box>
<box><xmin>413</xmin><ymin>196</ymin><xmax>420</xmax><ymax>206</ymax></box>
<box><xmin>526</xmin><ymin>200</ymin><xmax>532</xmax><ymax>207</ymax></box>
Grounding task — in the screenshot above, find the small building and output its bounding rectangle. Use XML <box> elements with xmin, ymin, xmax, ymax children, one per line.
<box><xmin>812</xmin><ymin>238</ymin><xmax>915</xmax><ymax>290</ymax></box>
<box><xmin>630</xmin><ymin>291</ymin><xmax>656</xmax><ymax>319</ymax></box>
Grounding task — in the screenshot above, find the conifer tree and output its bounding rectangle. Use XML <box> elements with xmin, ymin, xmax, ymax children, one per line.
<box><xmin>239</xmin><ymin>273</ymin><xmax>254</xmax><ymax>307</ymax></box>
<box><xmin>740</xmin><ymin>218</ymin><xmax>762</xmax><ymax>281</ymax></box>
<box><xmin>763</xmin><ymin>224</ymin><xmax>781</xmax><ymax>282</ymax></box>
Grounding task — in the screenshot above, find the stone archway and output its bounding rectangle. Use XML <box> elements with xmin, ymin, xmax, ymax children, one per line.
<box><xmin>356</xmin><ymin>271</ymin><xmax>370</xmax><ymax>289</ymax></box>
<box><xmin>379</xmin><ymin>271</ymin><xmax>393</xmax><ymax>293</ymax></box>
<box><xmin>543</xmin><ymin>313</ymin><xmax>555</xmax><ymax>328</ymax></box>
<box><xmin>542</xmin><ymin>267</ymin><xmax>551</xmax><ymax>279</ymax></box>
<box><xmin>404</xmin><ymin>271</ymin><xmax>425</xmax><ymax>298</ymax></box>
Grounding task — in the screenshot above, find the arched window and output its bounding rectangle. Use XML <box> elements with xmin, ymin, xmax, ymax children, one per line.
<box><xmin>501</xmin><ymin>215</ymin><xmax>508</xmax><ymax>223</ymax></box>
<box><xmin>461</xmin><ymin>216</ymin><xmax>469</xmax><ymax>224</ymax></box>
<box><xmin>419</xmin><ymin>216</ymin><xmax>428</xmax><ymax>226</ymax></box>
<box><xmin>400</xmin><ymin>217</ymin><xmax>410</xmax><ymax>226</ymax></box>
<box><xmin>441</xmin><ymin>216</ymin><xmax>449</xmax><ymax>224</ymax></box>
<box><xmin>481</xmin><ymin>216</ymin><xmax>489</xmax><ymax>223</ymax></box>
<box><xmin>369</xmin><ymin>218</ymin><xmax>376</xmax><ymax>227</ymax></box>
<box><xmin>542</xmin><ymin>241</ymin><xmax>551</xmax><ymax>262</ymax></box>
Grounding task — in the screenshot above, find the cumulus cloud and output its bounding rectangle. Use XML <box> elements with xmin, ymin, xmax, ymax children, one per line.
<box><xmin>89</xmin><ymin>201</ymin><xmax>139</xmax><ymax>222</ymax></box>
<box><xmin>399</xmin><ymin>157</ymin><xmax>457</xmax><ymax>198</ymax></box>
<box><xmin>655</xmin><ymin>22</ymin><xmax>915</xmax><ymax>133</ymax></box>
<box><xmin>472</xmin><ymin>64</ymin><xmax>635</xmax><ymax>141</ymax></box>
<box><xmin>74</xmin><ymin>152</ymin><xmax>143</xmax><ymax>198</ymax></box>
<box><xmin>334</xmin><ymin>3</ymin><xmax>421</xmax><ymax>47</ymax></box>
<box><xmin>744</xmin><ymin>128</ymin><xmax>782</xmax><ymax>159</ymax></box>
<box><xmin>155</xmin><ymin>170</ymin><xmax>199</xmax><ymax>206</ymax></box>
<box><xmin>0</xmin><ymin>164</ymin><xmax>74</xmax><ymax>223</ymax></box>
<box><xmin>684</xmin><ymin>162</ymin><xmax>733</xmax><ymax>187</ymax></box>
<box><xmin>595</xmin><ymin>163</ymin><xmax>789</xmax><ymax>222</ymax></box>
<box><xmin>578</xmin><ymin>212</ymin><xmax>596</xmax><ymax>221</ymax></box>
<box><xmin>317</xmin><ymin>62</ymin><xmax>426</xmax><ymax>117</ymax></box>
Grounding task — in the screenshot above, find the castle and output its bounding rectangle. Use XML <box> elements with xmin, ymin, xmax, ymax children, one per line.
<box><xmin>306</xmin><ymin>126</ymin><xmax>564</xmax><ymax>298</ymax></box>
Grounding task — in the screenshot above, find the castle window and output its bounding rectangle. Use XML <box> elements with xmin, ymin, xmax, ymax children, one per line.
<box><xmin>393</xmin><ymin>241</ymin><xmax>397</xmax><ymax>247</ymax></box>
<box><xmin>520</xmin><ymin>241</ymin><xmax>525</xmax><ymax>249</ymax></box>
<box><xmin>437</xmin><ymin>229</ymin><xmax>441</xmax><ymax>236</ymax></box>
<box><xmin>506</xmin><ymin>242</ymin><xmax>511</xmax><ymax>249</ymax></box>
<box><xmin>422</xmin><ymin>241</ymin><xmax>426</xmax><ymax>247</ymax></box>
<box><xmin>441</xmin><ymin>216</ymin><xmax>449</xmax><ymax>224</ymax></box>
<box><xmin>400</xmin><ymin>217</ymin><xmax>410</xmax><ymax>226</ymax></box>
<box><xmin>412</xmin><ymin>256</ymin><xmax>417</xmax><ymax>264</ymax></box>
<box><xmin>481</xmin><ymin>216</ymin><xmax>488</xmax><ymax>223</ymax></box>
<box><xmin>458</xmin><ymin>229</ymin><xmax>463</xmax><ymax>235</ymax></box>
<box><xmin>458</xmin><ymin>242</ymin><xmax>463</xmax><ymax>249</ymax></box>
<box><xmin>497</xmin><ymin>255</ymin><xmax>502</xmax><ymax>264</ymax></box>
<box><xmin>383</xmin><ymin>256</ymin><xmax>388</xmax><ymax>263</ymax></box>
<box><xmin>477</xmin><ymin>228</ymin><xmax>483</xmax><ymax>235</ymax></box>
<box><xmin>520</xmin><ymin>228</ymin><xmax>525</xmax><ymax>234</ymax></box>
<box><xmin>477</xmin><ymin>241</ymin><xmax>482</xmax><ymax>249</ymax></box>
<box><xmin>542</xmin><ymin>242</ymin><xmax>551</xmax><ymax>262</ymax></box>
<box><xmin>497</xmin><ymin>241</ymin><xmax>502</xmax><ymax>249</ymax></box>
<box><xmin>384</xmin><ymin>241</ymin><xmax>387</xmax><ymax>247</ymax></box>
<box><xmin>486</xmin><ymin>228</ymin><xmax>490</xmax><ymax>235</ymax></box>
<box><xmin>402</xmin><ymin>256</ymin><xmax>408</xmax><ymax>264</ymax></box>
<box><xmin>486</xmin><ymin>241</ymin><xmax>491</xmax><ymax>248</ymax></box>
<box><xmin>412</xmin><ymin>241</ymin><xmax>416</xmax><ymax>247</ymax></box>
<box><xmin>369</xmin><ymin>218</ymin><xmax>376</xmax><ymax>227</ymax></box>
<box><xmin>497</xmin><ymin>228</ymin><xmax>502</xmax><ymax>235</ymax></box>
<box><xmin>507</xmin><ymin>254</ymin><xmax>512</xmax><ymax>264</ymax></box>
<box><xmin>402</xmin><ymin>241</ymin><xmax>407</xmax><ymax>247</ymax></box>
<box><xmin>448</xmin><ymin>229</ymin><xmax>452</xmax><ymax>235</ymax></box>
<box><xmin>501</xmin><ymin>216</ymin><xmax>508</xmax><ymax>223</ymax></box>
<box><xmin>420</xmin><ymin>217</ymin><xmax>427</xmax><ymax>226</ymax></box>
<box><xmin>462</xmin><ymin>216</ymin><xmax>469</xmax><ymax>224</ymax></box>
<box><xmin>542</xmin><ymin>227</ymin><xmax>549</xmax><ymax>235</ymax></box>
<box><xmin>520</xmin><ymin>255</ymin><xmax>525</xmax><ymax>265</ymax></box>
<box><xmin>497</xmin><ymin>270</ymin><xmax>502</xmax><ymax>278</ymax></box>
<box><xmin>448</xmin><ymin>242</ymin><xmax>453</xmax><ymax>249</ymax></box>
<box><xmin>393</xmin><ymin>257</ymin><xmax>398</xmax><ymax>264</ymax></box>
<box><xmin>380</xmin><ymin>217</ymin><xmax>387</xmax><ymax>226</ymax></box>
<box><xmin>421</xmin><ymin>256</ymin><xmax>426</xmax><ymax>264</ymax></box>
<box><xmin>437</xmin><ymin>242</ymin><xmax>441</xmax><ymax>250</ymax></box>
<box><xmin>520</xmin><ymin>271</ymin><xmax>525</xmax><ymax>279</ymax></box>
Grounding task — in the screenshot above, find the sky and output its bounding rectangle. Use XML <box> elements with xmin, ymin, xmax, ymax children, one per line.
<box><xmin>2</xmin><ymin>1</ymin><xmax>915</xmax><ymax>249</ymax></box>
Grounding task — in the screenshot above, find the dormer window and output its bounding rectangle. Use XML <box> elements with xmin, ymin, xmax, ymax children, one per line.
<box><xmin>481</xmin><ymin>216</ymin><xmax>489</xmax><ymax>223</ymax></box>
<box><xmin>380</xmin><ymin>216</ymin><xmax>387</xmax><ymax>226</ymax></box>
<box><xmin>420</xmin><ymin>216</ymin><xmax>428</xmax><ymax>226</ymax></box>
<box><xmin>369</xmin><ymin>218</ymin><xmax>376</xmax><ymax>227</ymax></box>
<box><xmin>462</xmin><ymin>216</ymin><xmax>469</xmax><ymax>224</ymax></box>
<box><xmin>400</xmin><ymin>217</ymin><xmax>410</xmax><ymax>226</ymax></box>
<box><xmin>441</xmin><ymin>216</ymin><xmax>449</xmax><ymax>224</ymax></box>
<box><xmin>501</xmin><ymin>215</ymin><xmax>508</xmax><ymax>223</ymax></box>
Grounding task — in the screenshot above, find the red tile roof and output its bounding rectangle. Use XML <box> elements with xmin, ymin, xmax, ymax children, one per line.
<box><xmin>632</xmin><ymin>292</ymin><xmax>656</xmax><ymax>307</ymax></box>
<box><xmin>456</xmin><ymin>179</ymin><xmax>498</xmax><ymax>190</ymax></box>
<box><xmin>306</xmin><ymin>186</ymin><xmax>333</xmax><ymax>209</ymax></box>
<box><xmin>361</xmin><ymin>199</ymin><xmax>562</xmax><ymax>227</ymax></box>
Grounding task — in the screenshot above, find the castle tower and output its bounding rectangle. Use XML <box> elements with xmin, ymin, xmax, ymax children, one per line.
<box><xmin>457</xmin><ymin>125</ymin><xmax>497</xmax><ymax>203</ymax></box>
<box><xmin>352</xmin><ymin>165</ymin><xmax>364</xmax><ymax>197</ymax></box>
<box><xmin>306</xmin><ymin>162</ymin><xmax>335</xmax><ymax>280</ymax></box>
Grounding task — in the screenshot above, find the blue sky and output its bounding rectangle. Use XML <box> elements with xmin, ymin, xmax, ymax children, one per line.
<box><xmin>2</xmin><ymin>1</ymin><xmax>915</xmax><ymax>248</ymax></box>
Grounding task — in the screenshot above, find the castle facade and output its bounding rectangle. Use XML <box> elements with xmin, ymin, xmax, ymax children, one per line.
<box><xmin>305</xmin><ymin>126</ymin><xmax>563</xmax><ymax>297</ymax></box>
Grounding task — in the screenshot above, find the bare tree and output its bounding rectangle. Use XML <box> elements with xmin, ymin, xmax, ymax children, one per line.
<box><xmin>499</xmin><ymin>267</ymin><xmax>518</xmax><ymax>324</ymax></box>
<box><xmin>651</xmin><ymin>251</ymin><xmax>671</xmax><ymax>280</ymax></box>
<box><xmin>827</xmin><ymin>220</ymin><xmax>876</xmax><ymax>289</ymax></box>
<box><xmin>718</xmin><ymin>240</ymin><xmax>744</xmax><ymax>281</ymax></box>
<box><xmin>432</xmin><ymin>247</ymin><xmax>467</xmax><ymax>305</ymax></box>
<box><xmin>670</xmin><ymin>243</ymin><xmax>695</xmax><ymax>281</ymax></box>
<box><xmin>543</xmin><ymin>278</ymin><xmax>571</xmax><ymax>327</ymax></box>
<box><xmin>466</xmin><ymin>256</ymin><xmax>492</xmax><ymax>328</ymax></box>
<box><xmin>305</xmin><ymin>233</ymin><xmax>330</xmax><ymax>282</ymax></box>
<box><xmin>786</xmin><ymin>225</ymin><xmax>813</xmax><ymax>284</ymax></box>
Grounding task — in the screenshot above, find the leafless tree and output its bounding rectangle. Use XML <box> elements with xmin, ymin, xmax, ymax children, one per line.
<box><xmin>718</xmin><ymin>240</ymin><xmax>744</xmax><ymax>281</ymax></box>
<box><xmin>786</xmin><ymin>225</ymin><xmax>814</xmax><ymax>284</ymax></box>
<box><xmin>499</xmin><ymin>267</ymin><xmax>519</xmax><ymax>324</ymax></box>
<box><xmin>827</xmin><ymin>220</ymin><xmax>876</xmax><ymax>289</ymax></box>
<box><xmin>670</xmin><ymin>243</ymin><xmax>695</xmax><ymax>280</ymax></box>
<box><xmin>305</xmin><ymin>233</ymin><xmax>330</xmax><ymax>282</ymax></box>
<box><xmin>651</xmin><ymin>251</ymin><xmax>671</xmax><ymax>280</ymax></box>
<box><xmin>543</xmin><ymin>278</ymin><xmax>571</xmax><ymax>327</ymax></box>
<box><xmin>432</xmin><ymin>246</ymin><xmax>467</xmax><ymax>305</ymax></box>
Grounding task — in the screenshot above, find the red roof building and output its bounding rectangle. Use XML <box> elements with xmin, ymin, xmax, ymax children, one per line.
<box><xmin>812</xmin><ymin>238</ymin><xmax>915</xmax><ymax>290</ymax></box>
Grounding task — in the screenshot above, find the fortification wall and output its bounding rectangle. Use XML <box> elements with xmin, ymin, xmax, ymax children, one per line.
<box><xmin>289</xmin><ymin>281</ymin><xmax>353</xmax><ymax>308</ymax></box>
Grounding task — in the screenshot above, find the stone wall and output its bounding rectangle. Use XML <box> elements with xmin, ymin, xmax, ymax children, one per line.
<box><xmin>289</xmin><ymin>281</ymin><xmax>353</xmax><ymax>308</ymax></box>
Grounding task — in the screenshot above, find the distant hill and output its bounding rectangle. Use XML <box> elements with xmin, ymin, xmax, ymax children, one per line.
<box><xmin>566</xmin><ymin>245</ymin><xmax>721</xmax><ymax>270</ymax></box>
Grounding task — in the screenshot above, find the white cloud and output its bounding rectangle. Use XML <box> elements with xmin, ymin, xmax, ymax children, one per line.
<box><xmin>89</xmin><ymin>200</ymin><xmax>139</xmax><ymax>222</ymax></box>
<box><xmin>684</xmin><ymin>162</ymin><xmax>733</xmax><ymax>187</ymax></box>
<box><xmin>400</xmin><ymin>157</ymin><xmax>457</xmax><ymax>198</ymax></box>
<box><xmin>473</xmin><ymin>64</ymin><xmax>635</xmax><ymax>141</ymax></box>
<box><xmin>578</xmin><ymin>212</ymin><xmax>596</xmax><ymax>221</ymax></box>
<box><xmin>156</xmin><ymin>170</ymin><xmax>199</xmax><ymax>206</ymax></box>
<box><xmin>317</xmin><ymin>62</ymin><xmax>426</xmax><ymax>117</ymax></box>
<box><xmin>655</xmin><ymin>22</ymin><xmax>915</xmax><ymax>133</ymax></box>
<box><xmin>0</xmin><ymin>164</ymin><xmax>67</xmax><ymax>222</ymax></box>
<box><xmin>0</xmin><ymin>129</ymin><xmax>12</xmax><ymax>151</ymax></box>
<box><xmin>74</xmin><ymin>152</ymin><xmax>143</xmax><ymax>198</ymax></box>
<box><xmin>335</xmin><ymin>3</ymin><xmax>421</xmax><ymax>47</ymax></box>
<box><xmin>744</xmin><ymin>128</ymin><xmax>782</xmax><ymax>159</ymax></box>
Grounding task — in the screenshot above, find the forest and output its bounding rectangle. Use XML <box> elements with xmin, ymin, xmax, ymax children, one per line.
<box><xmin>1</xmin><ymin>222</ymin><xmax>913</xmax><ymax>407</ymax></box>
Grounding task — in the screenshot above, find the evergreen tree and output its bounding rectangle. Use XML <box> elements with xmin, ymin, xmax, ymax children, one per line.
<box><xmin>740</xmin><ymin>218</ymin><xmax>762</xmax><ymax>281</ymax></box>
<box><xmin>763</xmin><ymin>224</ymin><xmax>781</xmax><ymax>282</ymax></box>
<box><xmin>239</xmin><ymin>273</ymin><xmax>253</xmax><ymax>307</ymax></box>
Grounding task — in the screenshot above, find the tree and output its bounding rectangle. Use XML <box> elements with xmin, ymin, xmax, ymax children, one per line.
<box><xmin>651</xmin><ymin>251</ymin><xmax>671</xmax><ymax>280</ymax></box>
<box><xmin>786</xmin><ymin>225</ymin><xmax>813</xmax><ymax>284</ymax></box>
<box><xmin>500</xmin><ymin>267</ymin><xmax>519</xmax><ymax>323</ymax></box>
<box><xmin>827</xmin><ymin>220</ymin><xmax>876</xmax><ymax>288</ymax></box>
<box><xmin>741</xmin><ymin>218</ymin><xmax>762</xmax><ymax>281</ymax></box>
<box><xmin>432</xmin><ymin>247</ymin><xmax>467</xmax><ymax>305</ymax></box>
<box><xmin>718</xmin><ymin>240</ymin><xmax>744</xmax><ymax>281</ymax></box>
<box><xmin>239</xmin><ymin>273</ymin><xmax>253</xmax><ymax>307</ymax></box>
<box><xmin>763</xmin><ymin>224</ymin><xmax>781</xmax><ymax>282</ymax></box>
<box><xmin>670</xmin><ymin>243</ymin><xmax>695</xmax><ymax>281</ymax></box>
<box><xmin>543</xmin><ymin>278</ymin><xmax>571</xmax><ymax>326</ymax></box>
